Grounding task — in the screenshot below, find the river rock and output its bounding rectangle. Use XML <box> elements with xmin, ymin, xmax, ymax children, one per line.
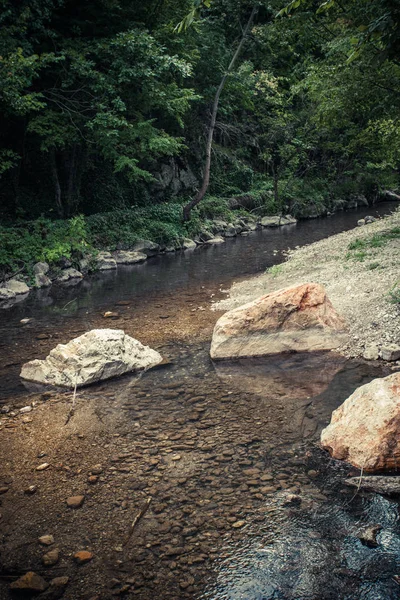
<box><xmin>96</xmin><ymin>252</ymin><xmax>117</xmax><ymax>270</ymax></box>
<box><xmin>112</xmin><ymin>251</ymin><xmax>147</xmax><ymax>264</ymax></box>
<box><xmin>261</xmin><ymin>215</ymin><xmax>296</xmax><ymax>227</ymax></box>
<box><xmin>130</xmin><ymin>240</ymin><xmax>160</xmax><ymax>257</ymax></box>
<box><xmin>206</xmin><ymin>236</ymin><xmax>225</xmax><ymax>245</ymax></box>
<box><xmin>281</xmin><ymin>214</ymin><xmax>297</xmax><ymax>225</ymax></box>
<box><xmin>34</xmin><ymin>262</ymin><xmax>50</xmax><ymax>275</ymax></box>
<box><xmin>321</xmin><ymin>372</ymin><xmax>400</xmax><ymax>471</ymax></box>
<box><xmin>363</xmin><ymin>344</ymin><xmax>379</xmax><ymax>360</ymax></box>
<box><xmin>380</xmin><ymin>344</ymin><xmax>400</xmax><ymax>361</ymax></box>
<box><xmin>181</xmin><ymin>238</ymin><xmax>196</xmax><ymax>250</ymax></box>
<box><xmin>35</xmin><ymin>272</ymin><xmax>52</xmax><ymax>288</ymax></box>
<box><xmin>0</xmin><ymin>287</ymin><xmax>16</xmax><ymax>301</ymax></box>
<box><xmin>261</xmin><ymin>216</ymin><xmax>281</xmax><ymax>227</ymax></box>
<box><xmin>210</xmin><ymin>283</ymin><xmax>348</xmax><ymax>359</ymax></box>
<box><xmin>1</xmin><ymin>278</ymin><xmax>30</xmax><ymax>296</ymax></box>
<box><xmin>10</xmin><ymin>572</ymin><xmax>48</xmax><ymax>593</ymax></box>
<box><xmin>199</xmin><ymin>230</ymin><xmax>214</xmax><ymax>242</ymax></box>
<box><xmin>56</xmin><ymin>268</ymin><xmax>83</xmax><ymax>283</ymax></box>
<box><xmin>223</xmin><ymin>224</ymin><xmax>237</xmax><ymax>237</ymax></box>
<box><xmin>20</xmin><ymin>329</ymin><xmax>163</xmax><ymax>388</ymax></box>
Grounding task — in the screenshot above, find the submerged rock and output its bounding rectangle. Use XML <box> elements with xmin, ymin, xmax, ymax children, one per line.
<box><xmin>210</xmin><ymin>282</ymin><xmax>348</xmax><ymax>359</ymax></box>
<box><xmin>321</xmin><ymin>372</ymin><xmax>400</xmax><ymax>471</ymax></box>
<box><xmin>10</xmin><ymin>572</ymin><xmax>48</xmax><ymax>593</ymax></box>
<box><xmin>20</xmin><ymin>329</ymin><xmax>163</xmax><ymax>388</ymax></box>
<box><xmin>345</xmin><ymin>476</ymin><xmax>400</xmax><ymax>495</ymax></box>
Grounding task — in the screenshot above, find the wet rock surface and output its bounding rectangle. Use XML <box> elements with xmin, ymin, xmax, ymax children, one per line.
<box><xmin>321</xmin><ymin>371</ymin><xmax>400</xmax><ymax>471</ymax></box>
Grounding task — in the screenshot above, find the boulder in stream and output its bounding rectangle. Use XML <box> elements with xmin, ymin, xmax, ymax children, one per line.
<box><xmin>210</xmin><ymin>282</ymin><xmax>348</xmax><ymax>359</ymax></box>
<box><xmin>321</xmin><ymin>372</ymin><xmax>400</xmax><ymax>471</ymax></box>
<box><xmin>20</xmin><ymin>329</ymin><xmax>163</xmax><ymax>388</ymax></box>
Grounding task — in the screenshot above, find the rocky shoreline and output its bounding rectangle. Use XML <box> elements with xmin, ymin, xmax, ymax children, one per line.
<box><xmin>214</xmin><ymin>207</ymin><xmax>400</xmax><ymax>362</ymax></box>
<box><xmin>0</xmin><ymin>214</ymin><xmax>297</xmax><ymax>309</ymax></box>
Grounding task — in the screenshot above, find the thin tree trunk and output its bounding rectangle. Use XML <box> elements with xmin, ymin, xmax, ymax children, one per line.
<box><xmin>183</xmin><ymin>6</ymin><xmax>258</xmax><ymax>221</ymax></box>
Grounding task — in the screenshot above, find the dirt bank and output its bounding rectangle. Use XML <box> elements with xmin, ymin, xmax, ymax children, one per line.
<box><xmin>214</xmin><ymin>208</ymin><xmax>400</xmax><ymax>360</ymax></box>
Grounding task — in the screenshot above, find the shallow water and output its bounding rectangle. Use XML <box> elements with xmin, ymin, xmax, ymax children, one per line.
<box><xmin>1</xmin><ymin>203</ymin><xmax>400</xmax><ymax>599</ymax></box>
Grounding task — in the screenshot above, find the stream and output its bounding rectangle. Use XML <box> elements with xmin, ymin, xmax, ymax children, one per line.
<box><xmin>1</xmin><ymin>203</ymin><xmax>400</xmax><ymax>600</ymax></box>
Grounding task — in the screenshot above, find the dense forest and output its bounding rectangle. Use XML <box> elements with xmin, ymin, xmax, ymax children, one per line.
<box><xmin>1</xmin><ymin>0</ymin><xmax>400</xmax><ymax>274</ymax></box>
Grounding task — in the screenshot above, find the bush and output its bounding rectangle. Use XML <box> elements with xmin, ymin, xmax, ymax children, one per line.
<box><xmin>0</xmin><ymin>215</ymin><xmax>92</xmax><ymax>277</ymax></box>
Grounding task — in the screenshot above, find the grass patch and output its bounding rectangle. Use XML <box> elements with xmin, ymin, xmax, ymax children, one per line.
<box><xmin>346</xmin><ymin>226</ymin><xmax>400</xmax><ymax>261</ymax></box>
<box><xmin>267</xmin><ymin>264</ymin><xmax>284</xmax><ymax>276</ymax></box>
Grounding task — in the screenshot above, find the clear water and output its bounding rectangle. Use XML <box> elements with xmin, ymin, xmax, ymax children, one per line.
<box><xmin>0</xmin><ymin>203</ymin><xmax>399</xmax><ymax>599</ymax></box>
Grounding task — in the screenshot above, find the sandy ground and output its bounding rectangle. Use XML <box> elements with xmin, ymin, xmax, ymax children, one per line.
<box><xmin>214</xmin><ymin>209</ymin><xmax>400</xmax><ymax>359</ymax></box>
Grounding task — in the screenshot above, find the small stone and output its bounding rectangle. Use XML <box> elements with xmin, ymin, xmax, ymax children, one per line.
<box><xmin>49</xmin><ymin>576</ymin><xmax>69</xmax><ymax>589</ymax></box>
<box><xmin>10</xmin><ymin>571</ymin><xmax>48</xmax><ymax>593</ymax></box>
<box><xmin>20</xmin><ymin>318</ymin><xmax>31</xmax><ymax>324</ymax></box>
<box><xmin>88</xmin><ymin>475</ymin><xmax>99</xmax><ymax>484</ymax></box>
<box><xmin>25</xmin><ymin>485</ymin><xmax>37</xmax><ymax>495</ymax></box>
<box><xmin>36</xmin><ymin>463</ymin><xmax>50</xmax><ymax>471</ymax></box>
<box><xmin>171</xmin><ymin>455</ymin><xmax>181</xmax><ymax>461</ymax></box>
<box><xmin>103</xmin><ymin>311</ymin><xmax>120</xmax><ymax>319</ymax></box>
<box><xmin>91</xmin><ymin>465</ymin><xmax>103</xmax><ymax>475</ymax></box>
<box><xmin>74</xmin><ymin>550</ymin><xmax>93</xmax><ymax>564</ymax></box>
<box><xmin>358</xmin><ymin>524</ymin><xmax>382</xmax><ymax>547</ymax></box>
<box><xmin>42</xmin><ymin>548</ymin><xmax>60</xmax><ymax>566</ymax></box>
<box><xmin>20</xmin><ymin>406</ymin><xmax>32</xmax><ymax>414</ymax></box>
<box><xmin>232</xmin><ymin>520</ymin><xmax>246</xmax><ymax>529</ymax></box>
<box><xmin>179</xmin><ymin>576</ymin><xmax>195</xmax><ymax>589</ymax></box>
<box><xmin>380</xmin><ymin>344</ymin><xmax>400</xmax><ymax>361</ymax></box>
<box><xmin>66</xmin><ymin>495</ymin><xmax>85</xmax><ymax>508</ymax></box>
<box><xmin>363</xmin><ymin>345</ymin><xmax>380</xmax><ymax>361</ymax></box>
<box><xmin>39</xmin><ymin>535</ymin><xmax>54</xmax><ymax>546</ymax></box>
<box><xmin>307</xmin><ymin>470</ymin><xmax>318</xmax><ymax>478</ymax></box>
<box><xmin>0</xmin><ymin>487</ymin><xmax>9</xmax><ymax>494</ymax></box>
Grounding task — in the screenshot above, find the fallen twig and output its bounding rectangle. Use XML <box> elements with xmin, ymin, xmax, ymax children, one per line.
<box><xmin>64</xmin><ymin>379</ymin><xmax>78</xmax><ymax>425</ymax></box>
<box><xmin>62</xmin><ymin>298</ymin><xmax>77</xmax><ymax>310</ymax></box>
<box><xmin>123</xmin><ymin>497</ymin><xmax>152</xmax><ymax>546</ymax></box>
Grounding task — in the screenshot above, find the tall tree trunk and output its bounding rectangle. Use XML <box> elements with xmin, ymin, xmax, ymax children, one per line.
<box><xmin>183</xmin><ymin>6</ymin><xmax>258</xmax><ymax>222</ymax></box>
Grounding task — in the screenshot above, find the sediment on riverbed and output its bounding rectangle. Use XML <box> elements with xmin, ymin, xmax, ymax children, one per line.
<box><xmin>214</xmin><ymin>208</ymin><xmax>400</xmax><ymax>360</ymax></box>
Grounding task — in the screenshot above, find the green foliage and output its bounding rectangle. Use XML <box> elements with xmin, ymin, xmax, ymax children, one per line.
<box><xmin>346</xmin><ymin>227</ymin><xmax>400</xmax><ymax>262</ymax></box>
<box><xmin>87</xmin><ymin>204</ymin><xmax>191</xmax><ymax>248</ymax></box>
<box><xmin>0</xmin><ymin>215</ymin><xmax>92</xmax><ymax>275</ymax></box>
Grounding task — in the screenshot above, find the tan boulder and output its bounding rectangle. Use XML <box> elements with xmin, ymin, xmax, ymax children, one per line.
<box><xmin>321</xmin><ymin>372</ymin><xmax>400</xmax><ymax>472</ymax></box>
<box><xmin>20</xmin><ymin>329</ymin><xmax>163</xmax><ymax>388</ymax></box>
<box><xmin>210</xmin><ymin>283</ymin><xmax>348</xmax><ymax>359</ymax></box>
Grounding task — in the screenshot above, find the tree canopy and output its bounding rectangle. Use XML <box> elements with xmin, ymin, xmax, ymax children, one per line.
<box><xmin>0</xmin><ymin>0</ymin><xmax>399</xmax><ymax>222</ymax></box>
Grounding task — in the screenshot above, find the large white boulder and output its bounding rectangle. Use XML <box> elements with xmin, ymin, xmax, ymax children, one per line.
<box><xmin>20</xmin><ymin>329</ymin><xmax>163</xmax><ymax>388</ymax></box>
<box><xmin>321</xmin><ymin>372</ymin><xmax>400</xmax><ymax>472</ymax></box>
<box><xmin>210</xmin><ymin>282</ymin><xmax>348</xmax><ymax>359</ymax></box>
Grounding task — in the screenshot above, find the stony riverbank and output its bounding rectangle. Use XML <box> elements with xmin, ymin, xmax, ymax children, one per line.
<box><xmin>214</xmin><ymin>207</ymin><xmax>400</xmax><ymax>361</ymax></box>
